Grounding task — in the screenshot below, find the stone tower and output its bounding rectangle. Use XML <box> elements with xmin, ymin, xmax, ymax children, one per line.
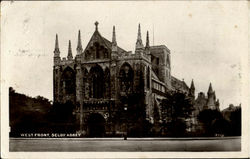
<box><xmin>150</xmin><ymin>45</ymin><xmax>171</xmax><ymax>89</ymax></box>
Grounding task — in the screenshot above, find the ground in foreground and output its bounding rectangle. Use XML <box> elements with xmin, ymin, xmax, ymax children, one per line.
<box><xmin>10</xmin><ymin>137</ymin><xmax>240</xmax><ymax>152</ymax></box>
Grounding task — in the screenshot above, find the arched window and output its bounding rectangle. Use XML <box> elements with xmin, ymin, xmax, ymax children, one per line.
<box><xmin>89</xmin><ymin>65</ymin><xmax>104</xmax><ymax>98</ymax></box>
<box><xmin>62</xmin><ymin>67</ymin><xmax>75</xmax><ymax>95</ymax></box>
<box><xmin>119</xmin><ymin>63</ymin><xmax>134</xmax><ymax>93</ymax></box>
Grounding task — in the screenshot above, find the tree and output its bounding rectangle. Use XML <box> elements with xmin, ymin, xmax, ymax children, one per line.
<box><xmin>49</xmin><ymin>101</ymin><xmax>75</xmax><ymax>122</ymax></box>
<box><xmin>230</xmin><ymin>107</ymin><xmax>241</xmax><ymax>136</ymax></box>
<box><xmin>9</xmin><ymin>87</ymin><xmax>52</xmax><ymax>136</ymax></box>
<box><xmin>198</xmin><ymin>109</ymin><xmax>223</xmax><ymax>136</ymax></box>
<box><xmin>161</xmin><ymin>91</ymin><xmax>194</xmax><ymax>137</ymax></box>
<box><xmin>48</xmin><ymin>101</ymin><xmax>76</xmax><ymax>133</ymax></box>
<box><xmin>212</xmin><ymin>117</ymin><xmax>231</xmax><ymax>136</ymax></box>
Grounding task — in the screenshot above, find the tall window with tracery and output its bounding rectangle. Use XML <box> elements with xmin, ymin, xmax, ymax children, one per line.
<box><xmin>119</xmin><ymin>63</ymin><xmax>134</xmax><ymax>93</ymax></box>
<box><xmin>89</xmin><ymin>65</ymin><xmax>104</xmax><ymax>99</ymax></box>
<box><xmin>62</xmin><ymin>67</ymin><xmax>76</xmax><ymax>95</ymax></box>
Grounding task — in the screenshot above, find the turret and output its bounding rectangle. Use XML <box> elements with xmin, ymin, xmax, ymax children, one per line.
<box><xmin>110</xmin><ymin>24</ymin><xmax>118</xmax><ymax>105</ymax></box>
<box><xmin>54</xmin><ymin>34</ymin><xmax>60</xmax><ymax>65</ymax></box>
<box><xmin>53</xmin><ymin>34</ymin><xmax>61</xmax><ymax>102</ymax></box>
<box><xmin>67</xmin><ymin>40</ymin><xmax>73</xmax><ymax>60</ymax></box>
<box><xmin>76</xmin><ymin>30</ymin><xmax>83</xmax><ymax>55</ymax></box>
<box><xmin>135</xmin><ymin>23</ymin><xmax>144</xmax><ymax>53</ymax></box>
<box><xmin>207</xmin><ymin>82</ymin><xmax>216</xmax><ymax>109</ymax></box>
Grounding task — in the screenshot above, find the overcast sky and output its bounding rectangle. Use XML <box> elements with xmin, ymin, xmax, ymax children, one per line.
<box><xmin>1</xmin><ymin>1</ymin><xmax>248</xmax><ymax>110</ymax></box>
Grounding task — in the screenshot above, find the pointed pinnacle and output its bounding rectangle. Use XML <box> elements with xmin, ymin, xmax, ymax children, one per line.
<box><xmin>138</xmin><ymin>23</ymin><xmax>142</xmax><ymax>40</ymax></box>
<box><xmin>67</xmin><ymin>40</ymin><xmax>73</xmax><ymax>59</ymax></box>
<box><xmin>112</xmin><ymin>26</ymin><xmax>118</xmax><ymax>53</ymax></box>
<box><xmin>112</xmin><ymin>26</ymin><xmax>117</xmax><ymax>46</ymax></box>
<box><xmin>136</xmin><ymin>23</ymin><xmax>144</xmax><ymax>50</ymax></box>
<box><xmin>208</xmin><ymin>82</ymin><xmax>213</xmax><ymax>93</ymax></box>
<box><xmin>54</xmin><ymin>34</ymin><xmax>60</xmax><ymax>53</ymax></box>
<box><xmin>190</xmin><ymin>79</ymin><xmax>195</xmax><ymax>89</ymax></box>
<box><xmin>146</xmin><ymin>31</ymin><xmax>150</xmax><ymax>48</ymax></box>
<box><xmin>77</xmin><ymin>30</ymin><xmax>82</xmax><ymax>51</ymax></box>
<box><xmin>55</xmin><ymin>34</ymin><xmax>59</xmax><ymax>49</ymax></box>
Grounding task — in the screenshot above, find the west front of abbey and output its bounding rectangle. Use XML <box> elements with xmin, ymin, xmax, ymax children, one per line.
<box><xmin>53</xmin><ymin>22</ymin><xmax>220</xmax><ymax>137</ymax></box>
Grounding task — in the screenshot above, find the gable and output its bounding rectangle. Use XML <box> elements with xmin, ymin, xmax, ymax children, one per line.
<box><xmin>83</xmin><ymin>30</ymin><xmax>126</xmax><ymax>60</ymax></box>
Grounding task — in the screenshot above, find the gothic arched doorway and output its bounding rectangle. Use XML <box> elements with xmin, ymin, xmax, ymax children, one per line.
<box><xmin>87</xmin><ymin>113</ymin><xmax>105</xmax><ymax>137</ymax></box>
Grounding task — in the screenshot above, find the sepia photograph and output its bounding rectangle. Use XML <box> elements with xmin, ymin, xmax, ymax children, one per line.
<box><xmin>1</xmin><ymin>1</ymin><xmax>249</xmax><ymax>158</ymax></box>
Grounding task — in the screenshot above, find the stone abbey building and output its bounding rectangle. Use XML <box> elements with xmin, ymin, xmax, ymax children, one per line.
<box><xmin>53</xmin><ymin>22</ymin><xmax>219</xmax><ymax>136</ymax></box>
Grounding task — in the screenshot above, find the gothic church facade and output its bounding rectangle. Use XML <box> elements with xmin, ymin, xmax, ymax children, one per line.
<box><xmin>53</xmin><ymin>22</ymin><xmax>218</xmax><ymax>136</ymax></box>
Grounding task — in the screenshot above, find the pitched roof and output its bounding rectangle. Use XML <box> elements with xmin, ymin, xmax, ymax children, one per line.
<box><xmin>171</xmin><ymin>76</ymin><xmax>189</xmax><ymax>91</ymax></box>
